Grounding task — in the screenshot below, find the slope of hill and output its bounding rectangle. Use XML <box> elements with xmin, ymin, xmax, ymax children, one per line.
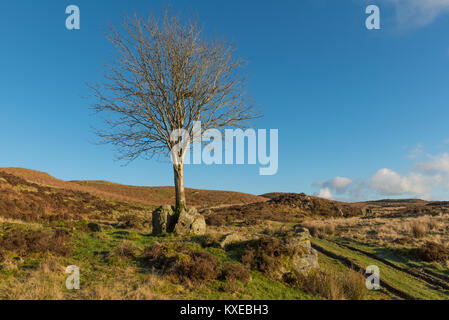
<box><xmin>356</xmin><ymin>199</ymin><xmax>449</xmax><ymax>217</ymax></box>
<box><xmin>71</xmin><ymin>180</ymin><xmax>267</xmax><ymax>207</ymax></box>
<box><xmin>1</xmin><ymin>170</ymin><xmax>448</xmax><ymax>301</ymax></box>
<box><xmin>0</xmin><ymin>167</ymin><xmax>266</xmax><ymax>207</ymax></box>
<box><xmin>210</xmin><ymin>193</ymin><xmax>364</xmax><ymax>225</ymax></box>
<box><xmin>259</xmin><ymin>193</ymin><xmax>449</xmax><ymax>219</ymax></box>
<box><xmin>0</xmin><ymin>170</ymin><xmax>145</xmax><ymax>222</ymax></box>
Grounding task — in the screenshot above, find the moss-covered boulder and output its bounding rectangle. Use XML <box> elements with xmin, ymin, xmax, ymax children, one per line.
<box><xmin>240</xmin><ymin>227</ymin><xmax>318</xmax><ymax>279</ymax></box>
<box><xmin>282</xmin><ymin>226</ymin><xmax>319</xmax><ymax>275</ymax></box>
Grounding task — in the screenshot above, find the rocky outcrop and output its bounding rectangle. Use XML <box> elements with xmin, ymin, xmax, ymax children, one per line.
<box><xmin>223</xmin><ymin>227</ymin><xmax>318</xmax><ymax>277</ymax></box>
<box><xmin>173</xmin><ymin>207</ymin><xmax>206</xmax><ymax>236</ymax></box>
<box><xmin>282</xmin><ymin>226</ymin><xmax>319</xmax><ymax>274</ymax></box>
<box><xmin>264</xmin><ymin>193</ymin><xmax>363</xmax><ymax>217</ymax></box>
<box><xmin>152</xmin><ymin>206</ymin><xmax>206</xmax><ymax>236</ymax></box>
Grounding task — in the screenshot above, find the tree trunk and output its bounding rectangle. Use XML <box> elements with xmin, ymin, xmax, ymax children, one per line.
<box><xmin>173</xmin><ymin>163</ymin><xmax>186</xmax><ymax>210</ymax></box>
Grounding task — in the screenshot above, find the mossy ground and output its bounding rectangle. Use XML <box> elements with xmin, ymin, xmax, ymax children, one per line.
<box><xmin>312</xmin><ymin>237</ymin><xmax>449</xmax><ymax>300</ymax></box>
<box><xmin>0</xmin><ymin>219</ymin><xmax>316</xmax><ymax>300</ymax></box>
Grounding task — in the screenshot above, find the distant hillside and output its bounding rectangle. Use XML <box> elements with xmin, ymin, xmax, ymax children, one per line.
<box><xmin>360</xmin><ymin>198</ymin><xmax>429</xmax><ymax>206</ymax></box>
<box><xmin>70</xmin><ymin>180</ymin><xmax>267</xmax><ymax>207</ymax></box>
<box><xmin>0</xmin><ymin>168</ymin><xmax>266</xmax><ymax>207</ymax></box>
<box><xmin>357</xmin><ymin>198</ymin><xmax>449</xmax><ymax>217</ymax></box>
<box><xmin>257</xmin><ymin>193</ymin><xmax>449</xmax><ymax>219</ymax></box>
<box><xmin>210</xmin><ymin>193</ymin><xmax>364</xmax><ymax>225</ymax></box>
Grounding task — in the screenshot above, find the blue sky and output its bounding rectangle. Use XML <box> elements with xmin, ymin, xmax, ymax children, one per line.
<box><xmin>1</xmin><ymin>0</ymin><xmax>449</xmax><ymax>200</ymax></box>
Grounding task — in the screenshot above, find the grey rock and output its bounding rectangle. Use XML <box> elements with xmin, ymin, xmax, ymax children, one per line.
<box><xmin>173</xmin><ymin>207</ymin><xmax>206</xmax><ymax>236</ymax></box>
<box><xmin>292</xmin><ymin>226</ymin><xmax>311</xmax><ymax>241</ymax></box>
<box><xmin>291</xmin><ymin>248</ymin><xmax>319</xmax><ymax>274</ymax></box>
<box><xmin>152</xmin><ymin>205</ymin><xmax>176</xmax><ymax>234</ymax></box>
<box><xmin>219</xmin><ymin>233</ymin><xmax>246</xmax><ymax>249</ymax></box>
<box><xmin>281</xmin><ymin>227</ymin><xmax>319</xmax><ymax>275</ymax></box>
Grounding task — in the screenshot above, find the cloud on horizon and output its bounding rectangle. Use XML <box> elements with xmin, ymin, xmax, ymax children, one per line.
<box><xmin>313</xmin><ymin>177</ymin><xmax>353</xmax><ymax>194</ymax></box>
<box><xmin>415</xmin><ymin>152</ymin><xmax>449</xmax><ymax>174</ymax></box>
<box><xmin>315</xmin><ymin>187</ymin><xmax>334</xmax><ymax>200</ymax></box>
<box><xmin>313</xmin><ymin>152</ymin><xmax>449</xmax><ymax>201</ymax></box>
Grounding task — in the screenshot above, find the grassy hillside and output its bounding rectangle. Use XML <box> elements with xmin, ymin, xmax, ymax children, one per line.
<box><xmin>1</xmin><ymin>169</ymin><xmax>448</xmax><ymax>300</ymax></box>
<box><xmin>0</xmin><ymin>168</ymin><xmax>266</xmax><ymax>207</ymax></box>
<box><xmin>0</xmin><ymin>169</ymin><xmax>319</xmax><ymax>300</ymax></box>
<box><xmin>298</xmin><ymin>213</ymin><xmax>449</xmax><ymax>300</ymax></box>
<box><xmin>0</xmin><ymin>170</ymin><xmax>150</xmax><ymax>222</ymax></box>
<box><xmin>0</xmin><ymin>219</ymin><xmax>318</xmax><ymax>300</ymax></box>
<box><xmin>71</xmin><ymin>180</ymin><xmax>267</xmax><ymax>207</ymax></box>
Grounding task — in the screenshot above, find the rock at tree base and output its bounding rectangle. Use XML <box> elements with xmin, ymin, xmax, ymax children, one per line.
<box><xmin>173</xmin><ymin>207</ymin><xmax>206</xmax><ymax>236</ymax></box>
<box><xmin>152</xmin><ymin>205</ymin><xmax>176</xmax><ymax>234</ymax></box>
<box><xmin>152</xmin><ymin>206</ymin><xmax>206</xmax><ymax>235</ymax></box>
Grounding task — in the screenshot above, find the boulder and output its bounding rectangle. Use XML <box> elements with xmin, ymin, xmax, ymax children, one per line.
<box><xmin>152</xmin><ymin>205</ymin><xmax>176</xmax><ymax>234</ymax></box>
<box><xmin>173</xmin><ymin>207</ymin><xmax>206</xmax><ymax>236</ymax></box>
<box><xmin>219</xmin><ymin>233</ymin><xmax>246</xmax><ymax>249</ymax></box>
<box><xmin>292</xmin><ymin>226</ymin><xmax>312</xmax><ymax>241</ymax></box>
<box><xmin>281</xmin><ymin>226</ymin><xmax>319</xmax><ymax>275</ymax></box>
<box><xmin>290</xmin><ymin>247</ymin><xmax>319</xmax><ymax>275</ymax></box>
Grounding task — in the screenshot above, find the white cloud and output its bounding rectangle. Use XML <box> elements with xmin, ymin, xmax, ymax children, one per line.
<box><xmin>415</xmin><ymin>153</ymin><xmax>449</xmax><ymax>174</ymax></box>
<box><xmin>315</xmin><ymin>187</ymin><xmax>334</xmax><ymax>200</ymax></box>
<box><xmin>313</xmin><ymin>149</ymin><xmax>449</xmax><ymax>201</ymax></box>
<box><xmin>313</xmin><ymin>177</ymin><xmax>353</xmax><ymax>194</ymax></box>
<box><xmin>370</xmin><ymin>168</ymin><xmax>440</xmax><ymax>195</ymax></box>
<box><xmin>384</xmin><ymin>0</ymin><xmax>449</xmax><ymax>27</ymax></box>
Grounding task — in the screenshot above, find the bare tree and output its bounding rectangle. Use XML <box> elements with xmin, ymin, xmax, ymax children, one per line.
<box><xmin>90</xmin><ymin>10</ymin><xmax>259</xmax><ymax>209</ymax></box>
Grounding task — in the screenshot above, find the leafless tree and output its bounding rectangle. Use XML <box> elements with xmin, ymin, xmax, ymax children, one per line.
<box><xmin>90</xmin><ymin>10</ymin><xmax>259</xmax><ymax>209</ymax></box>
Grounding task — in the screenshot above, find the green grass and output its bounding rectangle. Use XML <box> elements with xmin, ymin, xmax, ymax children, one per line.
<box><xmin>179</xmin><ymin>271</ymin><xmax>317</xmax><ymax>300</ymax></box>
<box><xmin>6</xmin><ymin>216</ymin><xmax>447</xmax><ymax>300</ymax></box>
<box><xmin>312</xmin><ymin>237</ymin><xmax>449</xmax><ymax>300</ymax></box>
<box><xmin>315</xmin><ymin>251</ymin><xmax>394</xmax><ymax>300</ymax></box>
<box><xmin>0</xmin><ymin>221</ymin><xmax>318</xmax><ymax>300</ymax></box>
<box><xmin>335</xmin><ymin>239</ymin><xmax>449</xmax><ymax>283</ymax></box>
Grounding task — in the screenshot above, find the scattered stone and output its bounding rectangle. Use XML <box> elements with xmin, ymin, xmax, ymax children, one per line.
<box><xmin>219</xmin><ymin>233</ymin><xmax>246</xmax><ymax>249</ymax></box>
